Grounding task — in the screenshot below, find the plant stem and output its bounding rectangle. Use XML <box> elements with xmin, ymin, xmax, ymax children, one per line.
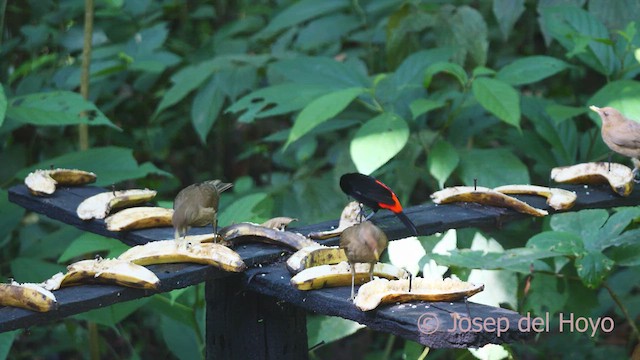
<box><xmin>88</xmin><ymin>322</ymin><xmax>100</xmax><ymax>360</ymax></box>
<box><xmin>0</xmin><ymin>0</ymin><xmax>7</xmax><ymax>47</ymax></box>
<box><xmin>79</xmin><ymin>0</ymin><xmax>94</xmax><ymax>151</ymax></box>
<box><xmin>381</xmin><ymin>334</ymin><xmax>395</xmax><ymax>360</ymax></box>
<box><xmin>603</xmin><ymin>282</ymin><xmax>640</xmax><ymax>343</ymax></box>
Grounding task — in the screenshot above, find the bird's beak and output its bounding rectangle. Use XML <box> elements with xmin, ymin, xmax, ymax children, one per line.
<box><xmin>589</xmin><ymin>105</ymin><xmax>601</xmax><ymax>114</ymax></box>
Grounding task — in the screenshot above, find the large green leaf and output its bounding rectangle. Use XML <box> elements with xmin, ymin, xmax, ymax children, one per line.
<box><xmin>427</xmin><ymin>139</ymin><xmax>459</xmax><ymax>189</ymax></box>
<box><xmin>155</xmin><ymin>59</ymin><xmax>221</xmax><ymax>115</ymax></box>
<box><xmin>6</xmin><ymin>91</ymin><xmax>117</xmax><ymax>129</ymax></box>
<box><xmin>10</xmin><ymin>258</ymin><xmax>65</xmax><ymax>283</ymax></box>
<box><xmin>227</xmin><ymin>84</ymin><xmax>333</xmax><ymax>123</ymax></box>
<box><xmin>452</xmin><ymin>6</ymin><xmax>489</xmax><ymax>67</ymax></box>
<box><xmin>493</xmin><ymin>0</ymin><xmax>525</xmax><ymax>40</ymax></box>
<box><xmin>526</xmin><ymin>231</ymin><xmax>584</xmax><ymax>256</ymax></box>
<box><xmin>0</xmin><ymin>84</ymin><xmax>6</xmax><ymax>128</ymax></box>
<box><xmin>58</xmin><ymin>233</ymin><xmax>129</xmax><ymax>263</ymax></box>
<box><xmin>256</xmin><ymin>0</ymin><xmax>349</xmax><ymax>39</ymax></box>
<box><xmin>575</xmin><ymin>252</ymin><xmax>614</xmax><ymax>288</ymax></box>
<box><xmin>268</xmin><ymin>56</ymin><xmax>370</xmax><ymax>89</ymax></box>
<box><xmin>550</xmin><ymin>209</ymin><xmax>608</xmax><ymax>250</ymax></box>
<box><xmin>423</xmin><ymin>61</ymin><xmax>468</xmax><ymax>88</ymax></box>
<box><xmin>458</xmin><ymin>148</ymin><xmax>530</xmax><ymax>188</ymax></box>
<box><xmin>0</xmin><ymin>330</ymin><xmax>18</xmax><ymax>360</ymax></box>
<box><xmin>286</xmin><ymin>87</ymin><xmax>366</xmax><ymax>147</ymax></box>
<box><xmin>428</xmin><ymin>247</ymin><xmax>556</xmax><ymax>273</ymax></box>
<box><xmin>350</xmin><ymin>113</ymin><xmax>410</xmax><ymax>175</ymax></box>
<box><xmin>191</xmin><ymin>76</ymin><xmax>225</xmax><ymax>144</ymax></box>
<box><xmin>74</xmin><ymin>298</ymin><xmax>150</xmax><ymax>328</ymax></box>
<box><xmin>161</xmin><ymin>314</ymin><xmax>202</xmax><ymax>360</ymax></box>
<box><xmin>307</xmin><ymin>315</ymin><xmax>364</xmax><ymax>348</ymax></box>
<box><xmin>409</xmin><ymin>99</ymin><xmax>445</xmax><ymax>120</ymax></box>
<box><xmin>16</xmin><ymin>146</ymin><xmax>172</xmax><ymax>186</ymax></box>
<box><xmin>587</xmin><ymin>80</ymin><xmax>640</xmax><ymax>124</ymax></box>
<box><xmin>496</xmin><ymin>56</ymin><xmax>569</xmax><ymax>85</ymax></box>
<box><xmin>472</xmin><ymin>77</ymin><xmax>520</xmax><ymax>128</ymax></box>
<box><xmin>218</xmin><ymin>192</ymin><xmax>268</xmax><ymax>225</ymax></box>
<box><xmin>0</xmin><ymin>189</ymin><xmax>25</xmax><ymax>243</ymax></box>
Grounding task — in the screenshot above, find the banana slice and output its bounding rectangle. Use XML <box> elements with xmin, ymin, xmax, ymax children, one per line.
<box><xmin>105</xmin><ymin>206</ymin><xmax>174</xmax><ymax>231</ymax></box>
<box><xmin>42</xmin><ymin>258</ymin><xmax>160</xmax><ymax>291</ymax></box>
<box><xmin>354</xmin><ymin>277</ymin><xmax>484</xmax><ymax>311</ymax></box>
<box><xmin>218</xmin><ymin>222</ymin><xmax>318</xmax><ymax>250</ymax></box>
<box><xmin>77</xmin><ymin>189</ymin><xmax>158</xmax><ymax>220</ymax></box>
<box><xmin>309</xmin><ymin>201</ymin><xmax>360</xmax><ymax>240</ymax></box>
<box><xmin>431</xmin><ymin>186</ymin><xmax>548</xmax><ymax>217</ymax></box>
<box><xmin>25</xmin><ymin>168</ymin><xmax>97</xmax><ymax>195</ymax></box>
<box><xmin>286</xmin><ymin>245</ymin><xmax>348</xmax><ymax>274</ymax></box>
<box><xmin>290</xmin><ymin>261</ymin><xmax>408</xmax><ymax>290</ymax></box>
<box><xmin>551</xmin><ymin>162</ymin><xmax>634</xmax><ymax>197</ymax></box>
<box><xmin>0</xmin><ymin>281</ymin><xmax>57</xmax><ymax>312</ymax></box>
<box><xmin>493</xmin><ymin>185</ymin><xmax>577</xmax><ymax>210</ymax></box>
<box><xmin>118</xmin><ymin>240</ymin><xmax>246</xmax><ymax>272</ymax></box>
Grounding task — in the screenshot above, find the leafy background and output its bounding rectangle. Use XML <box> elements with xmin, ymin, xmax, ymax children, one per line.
<box><xmin>1</xmin><ymin>0</ymin><xmax>640</xmax><ymax>359</ymax></box>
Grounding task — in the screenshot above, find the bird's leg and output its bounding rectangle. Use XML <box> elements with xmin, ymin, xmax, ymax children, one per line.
<box><xmin>608</xmin><ymin>152</ymin><xmax>612</xmax><ymax>172</ymax></box>
<box><xmin>632</xmin><ymin>158</ymin><xmax>640</xmax><ymax>183</ymax></box>
<box><xmin>368</xmin><ymin>262</ymin><xmax>374</xmax><ymax>282</ymax></box>
<box><xmin>357</xmin><ymin>203</ymin><xmax>366</xmax><ymax>223</ymax></box>
<box><xmin>408</xmin><ymin>272</ymin><xmax>413</xmax><ymax>293</ymax></box>
<box><xmin>212</xmin><ymin>218</ymin><xmax>219</xmax><ymax>243</ymax></box>
<box><xmin>350</xmin><ymin>263</ymin><xmax>356</xmax><ymax>301</ymax></box>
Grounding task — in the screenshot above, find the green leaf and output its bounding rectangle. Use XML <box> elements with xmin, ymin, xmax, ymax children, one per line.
<box><xmin>550</xmin><ymin>209</ymin><xmax>609</xmax><ymax>250</ymax></box>
<box><xmin>589</xmin><ymin>0</ymin><xmax>640</xmax><ymax>35</ymax></box>
<box><xmin>16</xmin><ymin>146</ymin><xmax>172</xmax><ymax>186</ymax></box>
<box><xmin>256</xmin><ymin>0</ymin><xmax>349</xmax><ymax>39</ymax></box>
<box><xmin>575</xmin><ymin>252</ymin><xmax>614</xmax><ymax>288</ymax></box>
<box><xmin>161</xmin><ymin>315</ymin><xmax>202</xmax><ymax>360</ymax></box>
<box><xmin>0</xmin><ymin>330</ymin><xmax>18</xmax><ymax>359</ymax></box>
<box><xmin>269</xmin><ymin>56</ymin><xmax>370</xmax><ymax>89</ymax></box>
<box><xmin>493</xmin><ymin>0</ymin><xmax>525</xmax><ymax>40</ymax></box>
<box><xmin>427</xmin><ymin>139</ymin><xmax>459</xmax><ymax>189</ymax></box>
<box><xmin>587</xmin><ymin>80</ymin><xmax>640</xmax><ymax>124</ymax></box>
<box><xmin>306</xmin><ymin>315</ymin><xmax>364</xmax><ymax>348</ymax></box>
<box><xmin>0</xmin><ymin>189</ymin><xmax>25</xmax><ymax>240</ymax></box>
<box><xmin>545</xmin><ymin>104</ymin><xmax>586</xmax><ymax>122</ymax></box>
<box><xmin>458</xmin><ymin>148</ymin><xmax>530</xmax><ymax>188</ymax></box>
<box><xmin>523</xmin><ymin>274</ymin><xmax>569</xmax><ymax>315</ymax></box>
<box><xmin>424</xmin><ymin>61</ymin><xmax>468</xmax><ymax>88</ymax></box>
<box><xmin>496</xmin><ymin>56</ymin><xmax>569</xmax><ymax>85</ymax></box>
<box><xmin>286</xmin><ymin>87</ymin><xmax>365</xmax><ymax>147</ymax></box>
<box><xmin>218</xmin><ymin>192</ymin><xmax>268</xmax><ymax>225</ymax></box>
<box><xmin>472</xmin><ymin>77</ymin><xmax>521</xmax><ymax>128</ymax></box>
<box><xmin>607</xmin><ymin>243</ymin><xmax>640</xmax><ymax>266</ymax></box>
<box><xmin>428</xmin><ymin>247</ymin><xmax>556</xmax><ymax>273</ymax></box>
<box><xmin>409</xmin><ymin>99</ymin><xmax>445</xmax><ymax>119</ymax></box>
<box><xmin>6</xmin><ymin>91</ymin><xmax>118</xmax><ymax>129</ymax></box>
<box><xmin>452</xmin><ymin>6</ymin><xmax>489</xmax><ymax>66</ymax></box>
<box><xmin>74</xmin><ymin>298</ymin><xmax>150</xmax><ymax>328</ymax></box>
<box><xmin>350</xmin><ymin>113</ymin><xmax>410</xmax><ymax>175</ymax></box>
<box><xmin>58</xmin><ymin>233</ymin><xmax>130</xmax><ymax>263</ymax></box>
<box><xmin>0</xmin><ymin>84</ymin><xmax>6</xmax><ymax>128</ymax></box>
<box><xmin>526</xmin><ymin>231</ymin><xmax>584</xmax><ymax>256</ymax></box>
<box><xmin>227</xmin><ymin>84</ymin><xmax>333</xmax><ymax>123</ymax></box>
<box><xmin>191</xmin><ymin>76</ymin><xmax>225</xmax><ymax>144</ymax></box>
<box><xmin>10</xmin><ymin>258</ymin><xmax>65</xmax><ymax>283</ymax></box>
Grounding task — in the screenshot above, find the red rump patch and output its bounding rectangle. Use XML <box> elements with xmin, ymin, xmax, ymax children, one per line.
<box><xmin>375</xmin><ymin>180</ymin><xmax>403</xmax><ymax>213</ymax></box>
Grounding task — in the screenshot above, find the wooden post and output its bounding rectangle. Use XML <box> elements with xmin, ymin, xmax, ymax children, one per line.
<box><xmin>205</xmin><ymin>275</ymin><xmax>308</xmax><ymax>360</ymax></box>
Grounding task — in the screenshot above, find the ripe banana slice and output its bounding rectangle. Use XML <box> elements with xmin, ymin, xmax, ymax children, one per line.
<box><xmin>118</xmin><ymin>240</ymin><xmax>246</xmax><ymax>272</ymax></box>
<box><xmin>354</xmin><ymin>277</ymin><xmax>484</xmax><ymax>311</ymax></box>
<box><xmin>218</xmin><ymin>222</ymin><xmax>318</xmax><ymax>250</ymax></box>
<box><xmin>493</xmin><ymin>185</ymin><xmax>577</xmax><ymax>210</ymax></box>
<box><xmin>431</xmin><ymin>186</ymin><xmax>548</xmax><ymax>217</ymax></box>
<box><xmin>25</xmin><ymin>168</ymin><xmax>97</xmax><ymax>195</ymax></box>
<box><xmin>77</xmin><ymin>189</ymin><xmax>158</xmax><ymax>220</ymax></box>
<box><xmin>42</xmin><ymin>258</ymin><xmax>160</xmax><ymax>291</ymax></box>
<box><xmin>105</xmin><ymin>206</ymin><xmax>174</xmax><ymax>231</ymax></box>
<box><xmin>0</xmin><ymin>281</ymin><xmax>57</xmax><ymax>312</ymax></box>
<box><xmin>290</xmin><ymin>261</ymin><xmax>408</xmax><ymax>290</ymax></box>
<box><xmin>286</xmin><ymin>245</ymin><xmax>348</xmax><ymax>274</ymax></box>
<box><xmin>551</xmin><ymin>162</ymin><xmax>634</xmax><ymax>197</ymax></box>
<box><xmin>309</xmin><ymin>201</ymin><xmax>360</xmax><ymax>240</ymax></box>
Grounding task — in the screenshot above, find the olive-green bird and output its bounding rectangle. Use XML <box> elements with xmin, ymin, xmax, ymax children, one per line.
<box><xmin>172</xmin><ymin>180</ymin><xmax>233</xmax><ymax>243</ymax></box>
<box><xmin>339</xmin><ymin>221</ymin><xmax>388</xmax><ymax>300</ymax></box>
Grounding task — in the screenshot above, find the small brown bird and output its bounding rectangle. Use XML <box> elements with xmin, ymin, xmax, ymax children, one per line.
<box><xmin>590</xmin><ymin>105</ymin><xmax>640</xmax><ymax>175</ymax></box>
<box><xmin>339</xmin><ymin>221</ymin><xmax>389</xmax><ymax>300</ymax></box>
<box><xmin>172</xmin><ymin>180</ymin><xmax>233</xmax><ymax>243</ymax></box>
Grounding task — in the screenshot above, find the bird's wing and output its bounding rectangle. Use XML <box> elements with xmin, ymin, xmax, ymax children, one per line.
<box><xmin>608</xmin><ymin>121</ymin><xmax>640</xmax><ymax>148</ymax></box>
<box><xmin>342</xmin><ymin>173</ymin><xmax>396</xmax><ymax>206</ymax></box>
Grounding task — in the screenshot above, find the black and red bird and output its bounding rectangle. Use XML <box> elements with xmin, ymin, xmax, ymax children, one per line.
<box><xmin>339</xmin><ymin>173</ymin><xmax>418</xmax><ymax>236</ymax></box>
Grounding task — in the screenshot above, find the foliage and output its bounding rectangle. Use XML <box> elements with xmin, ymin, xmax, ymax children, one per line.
<box><xmin>1</xmin><ymin>0</ymin><xmax>640</xmax><ymax>358</ymax></box>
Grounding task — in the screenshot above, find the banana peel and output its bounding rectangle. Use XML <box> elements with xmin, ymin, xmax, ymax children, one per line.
<box><xmin>217</xmin><ymin>222</ymin><xmax>318</xmax><ymax>250</ymax></box>
<box><xmin>119</xmin><ymin>240</ymin><xmax>246</xmax><ymax>272</ymax></box>
<box><xmin>0</xmin><ymin>281</ymin><xmax>57</xmax><ymax>312</ymax></box>
<box><xmin>431</xmin><ymin>186</ymin><xmax>548</xmax><ymax>217</ymax></box>
<box><xmin>286</xmin><ymin>245</ymin><xmax>348</xmax><ymax>274</ymax></box>
<box><xmin>261</xmin><ymin>217</ymin><xmax>298</xmax><ymax>231</ymax></box>
<box><xmin>105</xmin><ymin>206</ymin><xmax>174</xmax><ymax>231</ymax></box>
<box><xmin>77</xmin><ymin>189</ymin><xmax>158</xmax><ymax>220</ymax></box>
<box><xmin>290</xmin><ymin>261</ymin><xmax>408</xmax><ymax>291</ymax></box>
<box><xmin>493</xmin><ymin>185</ymin><xmax>577</xmax><ymax>211</ymax></box>
<box><xmin>25</xmin><ymin>168</ymin><xmax>96</xmax><ymax>195</ymax></box>
<box><xmin>354</xmin><ymin>277</ymin><xmax>484</xmax><ymax>311</ymax></box>
<box><xmin>42</xmin><ymin>258</ymin><xmax>160</xmax><ymax>291</ymax></box>
<box><xmin>551</xmin><ymin>162</ymin><xmax>634</xmax><ymax>197</ymax></box>
<box><xmin>308</xmin><ymin>201</ymin><xmax>361</xmax><ymax>240</ymax></box>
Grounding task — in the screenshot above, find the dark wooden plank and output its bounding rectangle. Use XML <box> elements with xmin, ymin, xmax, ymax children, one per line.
<box><xmin>241</xmin><ymin>261</ymin><xmax>529</xmax><ymax>349</ymax></box>
<box><xmin>0</xmin><ymin>263</ymin><xmax>224</xmax><ymax>333</ymax></box>
<box><xmin>205</xmin><ymin>276</ymin><xmax>308</xmax><ymax>360</ymax></box>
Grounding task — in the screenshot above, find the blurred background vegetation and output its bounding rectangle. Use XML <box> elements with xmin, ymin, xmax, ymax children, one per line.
<box><xmin>1</xmin><ymin>0</ymin><xmax>640</xmax><ymax>358</ymax></box>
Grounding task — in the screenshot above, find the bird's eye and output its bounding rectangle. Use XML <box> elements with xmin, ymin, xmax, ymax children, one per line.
<box><xmin>603</xmin><ymin>111</ymin><xmax>609</xmax><ymax>116</ymax></box>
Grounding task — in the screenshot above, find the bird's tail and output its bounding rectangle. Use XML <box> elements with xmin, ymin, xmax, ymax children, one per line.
<box><xmin>395</xmin><ymin>211</ymin><xmax>418</xmax><ymax>236</ymax></box>
<box><xmin>205</xmin><ymin>180</ymin><xmax>233</xmax><ymax>193</ymax></box>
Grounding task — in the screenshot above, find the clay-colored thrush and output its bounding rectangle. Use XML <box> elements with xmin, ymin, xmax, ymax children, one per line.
<box><xmin>339</xmin><ymin>221</ymin><xmax>389</xmax><ymax>300</ymax></box>
<box><xmin>172</xmin><ymin>180</ymin><xmax>233</xmax><ymax>242</ymax></box>
<box><xmin>590</xmin><ymin>105</ymin><xmax>640</xmax><ymax>174</ymax></box>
